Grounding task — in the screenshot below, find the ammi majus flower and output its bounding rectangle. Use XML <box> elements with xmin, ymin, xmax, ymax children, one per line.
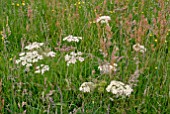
<box><xmin>35</xmin><ymin>64</ymin><xmax>49</xmax><ymax>75</ymax></box>
<box><xmin>15</xmin><ymin>51</ymin><xmax>43</xmax><ymax>67</ymax></box>
<box><xmin>96</xmin><ymin>16</ymin><xmax>111</xmax><ymax>24</ymax></box>
<box><xmin>65</xmin><ymin>51</ymin><xmax>84</xmax><ymax>66</ymax></box>
<box><xmin>98</xmin><ymin>63</ymin><xmax>117</xmax><ymax>74</ymax></box>
<box><xmin>79</xmin><ymin>82</ymin><xmax>95</xmax><ymax>93</ymax></box>
<box><xmin>63</xmin><ymin>35</ymin><xmax>82</xmax><ymax>42</ymax></box>
<box><xmin>133</xmin><ymin>43</ymin><xmax>146</xmax><ymax>53</ymax></box>
<box><xmin>106</xmin><ymin>80</ymin><xmax>133</xmax><ymax>97</ymax></box>
<box><xmin>25</xmin><ymin>42</ymin><xmax>44</xmax><ymax>50</ymax></box>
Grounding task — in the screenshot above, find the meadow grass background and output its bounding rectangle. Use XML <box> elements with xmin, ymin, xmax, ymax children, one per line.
<box><xmin>0</xmin><ymin>0</ymin><xmax>170</xmax><ymax>113</ymax></box>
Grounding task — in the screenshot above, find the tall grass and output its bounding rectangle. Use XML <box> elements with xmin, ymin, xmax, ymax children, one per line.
<box><xmin>0</xmin><ymin>0</ymin><xmax>170</xmax><ymax>113</ymax></box>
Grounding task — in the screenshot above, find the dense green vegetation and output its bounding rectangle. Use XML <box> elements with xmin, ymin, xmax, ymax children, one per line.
<box><xmin>0</xmin><ymin>0</ymin><xmax>170</xmax><ymax>113</ymax></box>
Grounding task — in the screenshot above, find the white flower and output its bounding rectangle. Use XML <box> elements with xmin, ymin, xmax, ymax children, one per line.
<box><xmin>35</xmin><ymin>64</ymin><xmax>49</xmax><ymax>75</ymax></box>
<box><xmin>70</xmin><ymin>56</ymin><xmax>77</xmax><ymax>64</ymax></box>
<box><xmin>47</xmin><ymin>51</ymin><xmax>56</xmax><ymax>57</ymax></box>
<box><xmin>35</xmin><ymin>70</ymin><xmax>41</xmax><ymax>74</ymax></box>
<box><xmin>20</xmin><ymin>56</ymin><xmax>26</xmax><ymax>61</ymax></box>
<box><xmin>32</xmin><ymin>58</ymin><xmax>38</xmax><ymax>63</ymax></box>
<box><xmin>26</xmin><ymin>63</ymin><xmax>32</xmax><ymax>68</ymax></box>
<box><xmin>16</xmin><ymin>50</ymin><xmax>44</xmax><ymax>67</ymax></box>
<box><xmin>15</xmin><ymin>59</ymin><xmax>21</xmax><ymax>64</ymax></box>
<box><xmin>36</xmin><ymin>66</ymin><xmax>40</xmax><ymax>69</ymax></box>
<box><xmin>41</xmin><ymin>65</ymin><xmax>49</xmax><ymax>74</ymax></box>
<box><xmin>26</xmin><ymin>57</ymin><xmax>32</xmax><ymax>63</ymax></box>
<box><xmin>19</xmin><ymin>52</ymin><xmax>25</xmax><ymax>56</ymax></box>
<box><xmin>133</xmin><ymin>43</ymin><xmax>146</xmax><ymax>53</ymax></box>
<box><xmin>65</xmin><ymin>51</ymin><xmax>84</xmax><ymax>66</ymax></box>
<box><xmin>98</xmin><ymin>63</ymin><xmax>117</xmax><ymax>74</ymax></box>
<box><xmin>96</xmin><ymin>16</ymin><xmax>111</xmax><ymax>24</ymax></box>
<box><xmin>124</xmin><ymin>85</ymin><xmax>133</xmax><ymax>96</ymax></box>
<box><xmin>25</xmin><ymin>42</ymin><xmax>44</xmax><ymax>50</ymax></box>
<box><xmin>77</xmin><ymin>52</ymin><xmax>82</xmax><ymax>55</ymax></box>
<box><xmin>26</xmin><ymin>52</ymin><xmax>32</xmax><ymax>56</ymax></box>
<box><xmin>39</xmin><ymin>43</ymin><xmax>44</xmax><ymax>46</ymax></box>
<box><xmin>21</xmin><ymin>61</ymin><xmax>27</xmax><ymax>66</ymax></box>
<box><xmin>79</xmin><ymin>82</ymin><xmax>95</xmax><ymax>93</ymax></box>
<box><xmin>67</xmin><ymin>57</ymin><xmax>77</xmax><ymax>66</ymax></box>
<box><xmin>106</xmin><ymin>80</ymin><xmax>133</xmax><ymax>97</ymax></box>
<box><xmin>70</xmin><ymin>52</ymin><xmax>77</xmax><ymax>56</ymax></box>
<box><xmin>37</xmin><ymin>55</ymin><xmax>43</xmax><ymax>60</ymax></box>
<box><xmin>78</xmin><ymin>57</ymin><xmax>84</xmax><ymax>62</ymax></box>
<box><xmin>32</xmin><ymin>50</ymin><xmax>37</xmax><ymax>54</ymax></box>
<box><xmin>65</xmin><ymin>54</ymin><xmax>70</xmax><ymax>61</ymax></box>
<box><xmin>63</xmin><ymin>35</ymin><xmax>82</xmax><ymax>43</ymax></box>
<box><xmin>40</xmin><ymin>64</ymin><xmax>44</xmax><ymax>67</ymax></box>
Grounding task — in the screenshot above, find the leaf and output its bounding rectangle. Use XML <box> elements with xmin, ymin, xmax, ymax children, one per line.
<box><xmin>56</xmin><ymin>102</ymin><xmax>66</xmax><ymax>107</ymax></box>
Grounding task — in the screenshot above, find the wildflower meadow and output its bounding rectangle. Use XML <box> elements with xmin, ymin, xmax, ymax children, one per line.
<box><xmin>0</xmin><ymin>0</ymin><xmax>170</xmax><ymax>113</ymax></box>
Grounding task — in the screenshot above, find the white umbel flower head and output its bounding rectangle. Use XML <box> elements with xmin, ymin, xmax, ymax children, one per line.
<box><xmin>25</xmin><ymin>42</ymin><xmax>44</xmax><ymax>50</ymax></box>
<box><xmin>15</xmin><ymin>59</ymin><xmax>21</xmax><ymax>64</ymax></box>
<box><xmin>98</xmin><ymin>63</ymin><xmax>117</xmax><ymax>74</ymax></box>
<box><xmin>65</xmin><ymin>51</ymin><xmax>84</xmax><ymax>66</ymax></box>
<box><xmin>79</xmin><ymin>82</ymin><xmax>95</xmax><ymax>93</ymax></box>
<box><xmin>15</xmin><ymin>50</ymin><xmax>44</xmax><ymax>67</ymax></box>
<box><xmin>63</xmin><ymin>35</ymin><xmax>82</xmax><ymax>43</ymax></box>
<box><xmin>35</xmin><ymin>64</ymin><xmax>49</xmax><ymax>75</ymax></box>
<box><xmin>96</xmin><ymin>16</ymin><xmax>111</xmax><ymax>24</ymax></box>
<box><xmin>19</xmin><ymin>52</ymin><xmax>25</xmax><ymax>56</ymax></box>
<box><xmin>65</xmin><ymin>54</ymin><xmax>70</xmax><ymax>61</ymax></box>
<box><xmin>106</xmin><ymin>80</ymin><xmax>133</xmax><ymax>97</ymax></box>
<box><xmin>133</xmin><ymin>43</ymin><xmax>146</xmax><ymax>53</ymax></box>
<box><xmin>46</xmin><ymin>51</ymin><xmax>56</xmax><ymax>57</ymax></box>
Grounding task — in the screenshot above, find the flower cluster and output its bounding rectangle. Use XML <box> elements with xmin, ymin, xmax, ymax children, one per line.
<box><xmin>35</xmin><ymin>64</ymin><xmax>49</xmax><ymax>74</ymax></box>
<box><xmin>133</xmin><ymin>43</ymin><xmax>147</xmax><ymax>53</ymax></box>
<box><xmin>98</xmin><ymin>63</ymin><xmax>117</xmax><ymax>74</ymax></box>
<box><xmin>15</xmin><ymin>42</ymin><xmax>56</xmax><ymax>74</ymax></box>
<box><xmin>63</xmin><ymin>35</ymin><xmax>82</xmax><ymax>42</ymax></box>
<box><xmin>25</xmin><ymin>42</ymin><xmax>44</xmax><ymax>50</ymax></box>
<box><xmin>16</xmin><ymin>51</ymin><xmax>43</xmax><ymax>68</ymax></box>
<box><xmin>43</xmin><ymin>51</ymin><xmax>56</xmax><ymax>57</ymax></box>
<box><xmin>106</xmin><ymin>80</ymin><xmax>133</xmax><ymax>97</ymax></box>
<box><xmin>65</xmin><ymin>51</ymin><xmax>84</xmax><ymax>66</ymax></box>
<box><xmin>96</xmin><ymin>16</ymin><xmax>111</xmax><ymax>24</ymax></box>
<box><xmin>79</xmin><ymin>82</ymin><xmax>95</xmax><ymax>93</ymax></box>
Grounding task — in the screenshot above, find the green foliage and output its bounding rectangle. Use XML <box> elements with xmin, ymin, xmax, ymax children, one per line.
<box><xmin>0</xmin><ymin>0</ymin><xmax>170</xmax><ymax>113</ymax></box>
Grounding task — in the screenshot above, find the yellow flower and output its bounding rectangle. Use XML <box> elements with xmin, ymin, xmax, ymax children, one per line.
<box><xmin>16</xmin><ymin>3</ymin><xmax>20</xmax><ymax>6</ymax></box>
<box><xmin>22</xmin><ymin>3</ymin><xmax>25</xmax><ymax>6</ymax></box>
<box><xmin>149</xmin><ymin>34</ymin><xmax>153</xmax><ymax>37</ymax></box>
<box><xmin>155</xmin><ymin>67</ymin><xmax>158</xmax><ymax>69</ymax></box>
<box><xmin>109</xmin><ymin>11</ymin><xmax>113</xmax><ymax>14</ymax></box>
<box><xmin>154</xmin><ymin>39</ymin><xmax>158</xmax><ymax>42</ymax></box>
<box><xmin>9</xmin><ymin>58</ymin><xmax>13</xmax><ymax>61</ymax></box>
<box><xmin>2</xmin><ymin>36</ymin><xmax>4</xmax><ymax>41</ymax></box>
